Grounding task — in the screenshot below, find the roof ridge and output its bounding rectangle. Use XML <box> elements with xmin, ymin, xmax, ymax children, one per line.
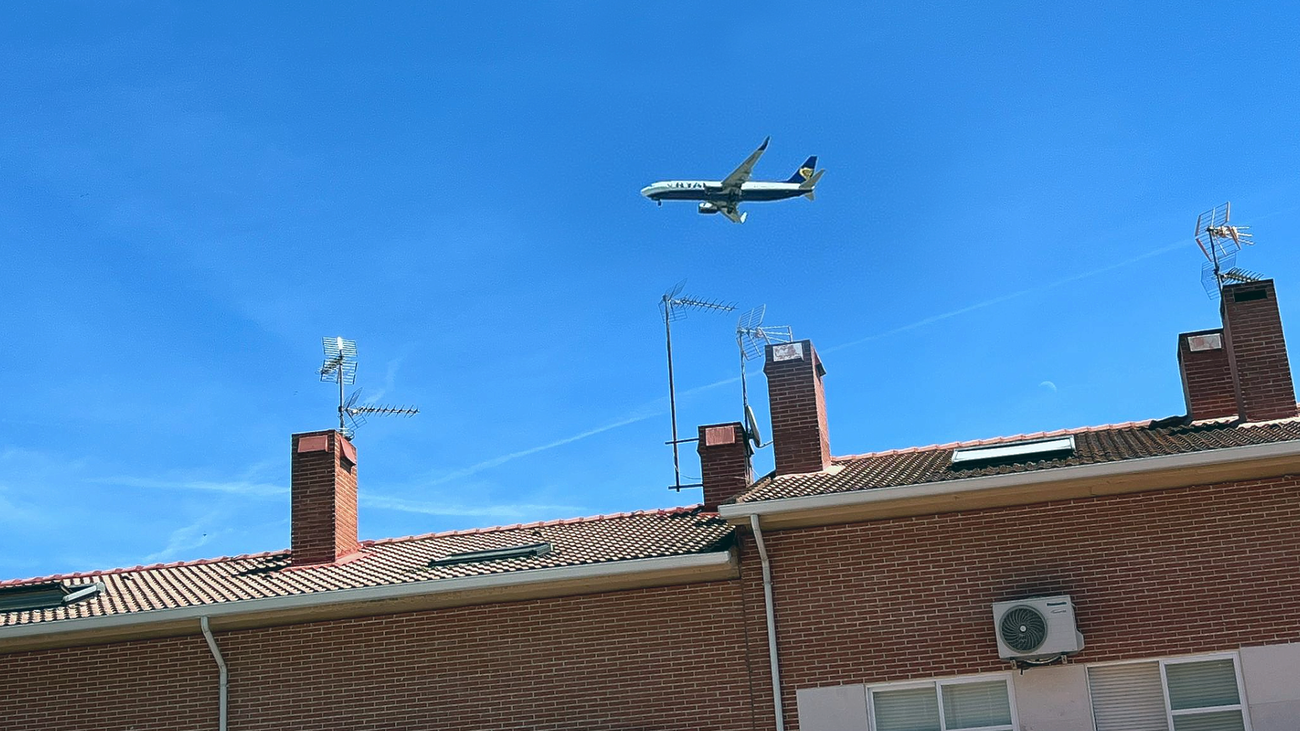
<box><xmin>0</xmin><ymin>549</ymin><xmax>287</xmax><ymax>589</ymax></box>
<box><xmin>2</xmin><ymin>505</ymin><xmax>708</xmax><ymax>588</ymax></box>
<box><xmin>363</xmin><ymin>504</ymin><xmax>704</xmax><ymax>547</ymax></box>
<box><xmin>1</xmin><ymin>505</ymin><xmax>711</xmax><ymax>589</ymax></box>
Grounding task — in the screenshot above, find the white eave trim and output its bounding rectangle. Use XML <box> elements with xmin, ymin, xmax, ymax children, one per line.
<box><xmin>720</xmin><ymin>439</ymin><xmax>1300</xmax><ymax>522</ymax></box>
<box><xmin>0</xmin><ymin>550</ymin><xmax>734</xmax><ymax>642</ymax></box>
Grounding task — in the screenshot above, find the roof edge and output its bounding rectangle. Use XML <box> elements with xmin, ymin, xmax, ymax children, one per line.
<box><xmin>0</xmin><ymin>549</ymin><xmax>737</xmax><ymax>654</ymax></box>
<box><xmin>720</xmin><ymin>438</ymin><xmax>1300</xmax><ymax>529</ymax></box>
<box><xmin>0</xmin><ymin>505</ymin><xmax>709</xmax><ymax>589</ymax></box>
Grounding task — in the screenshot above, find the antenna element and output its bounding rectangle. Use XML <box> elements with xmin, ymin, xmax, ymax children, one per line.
<box><xmin>660</xmin><ymin>282</ymin><xmax>736</xmax><ymax>491</ymax></box>
<box><xmin>318</xmin><ymin>337</ymin><xmax>419</xmax><ymax>438</ymax></box>
<box><xmin>1194</xmin><ymin>202</ymin><xmax>1257</xmax><ymax>299</ymax></box>
<box><xmin>736</xmin><ymin>305</ymin><xmax>793</xmax><ymax>449</ymax></box>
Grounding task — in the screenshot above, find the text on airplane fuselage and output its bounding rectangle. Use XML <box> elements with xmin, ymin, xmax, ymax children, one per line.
<box><xmin>667</xmin><ymin>181</ymin><xmax>707</xmax><ymax>189</ymax></box>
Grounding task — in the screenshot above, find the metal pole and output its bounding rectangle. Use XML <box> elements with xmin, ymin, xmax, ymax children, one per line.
<box><xmin>337</xmin><ymin>366</ymin><xmax>345</xmax><ymax>432</ymax></box>
<box><xmin>200</xmin><ymin>616</ymin><xmax>228</xmax><ymax>731</ymax></box>
<box><xmin>739</xmin><ymin>337</ymin><xmax>749</xmax><ymax>422</ymax></box>
<box><xmin>750</xmin><ymin>514</ymin><xmax>786</xmax><ymax>731</ymax></box>
<box><xmin>664</xmin><ymin>301</ymin><xmax>682</xmax><ymax>489</ymax></box>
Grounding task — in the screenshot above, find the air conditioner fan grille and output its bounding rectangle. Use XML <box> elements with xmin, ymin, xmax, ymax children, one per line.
<box><xmin>999</xmin><ymin>605</ymin><xmax>1048</xmax><ymax>654</ymax></box>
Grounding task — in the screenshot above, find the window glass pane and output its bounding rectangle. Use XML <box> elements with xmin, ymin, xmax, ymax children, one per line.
<box><xmin>873</xmin><ymin>687</ymin><xmax>941</xmax><ymax>731</ymax></box>
<box><xmin>1165</xmin><ymin>660</ymin><xmax>1240</xmax><ymax>710</ymax></box>
<box><xmin>1088</xmin><ymin>662</ymin><xmax>1170</xmax><ymax>731</ymax></box>
<box><xmin>942</xmin><ymin>680</ymin><xmax>1012</xmax><ymax>729</ymax></box>
<box><xmin>1171</xmin><ymin>711</ymin><xmax>1246</xmax><ymax>731</ymax></box>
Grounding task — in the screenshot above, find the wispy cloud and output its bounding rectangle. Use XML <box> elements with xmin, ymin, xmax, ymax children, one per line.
<box><xmin>361</xmin><ymin>493</ymin><xmax>580</xmax><ymax>518</ymax></box>
<box><xmin>144</xmin><ymin>518</ymin><xmax>228</xmax><ymax>563</ymax></box>
<box><xmin>91</xmin><ymin>475</ymin><xmax>288</xmax><ymax>498</ymax></box>
<box><xmin>0</xmin><ymin>489</ymin><xmax>38</xmax><ymax>525</ymax></box>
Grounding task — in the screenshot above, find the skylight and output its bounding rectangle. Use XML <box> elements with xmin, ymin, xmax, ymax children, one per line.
<box><xmin>429</xmin><ymin>542</ymin><xmax>553</xmax><ymax>567</ymax></box>
<box><xmin>950</xmin><ymin>436</ymin><xmax>1076</xmax><ymax>466</ymax></box>
<box><xmin>0</xmin><ymin>581</ymin><xmax>103</xmax><ymax>612</ymax></box>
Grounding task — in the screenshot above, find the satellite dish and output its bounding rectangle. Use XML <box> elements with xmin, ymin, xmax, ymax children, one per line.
<box><xmin>735</xmin><ymin>305</ymin><xmax>791</xmax><ymax>450</ymax></box>
<box><xmin>744</xmin><ymin>403</ymin><xmax>764</xmax><ymax>448</ymax></box>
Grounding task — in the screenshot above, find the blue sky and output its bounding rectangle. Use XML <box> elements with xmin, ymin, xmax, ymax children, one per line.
<box><xmin>3</xmin><ymin>3</ymin><xmax>1299</xmax><ymax>579</ymax></box>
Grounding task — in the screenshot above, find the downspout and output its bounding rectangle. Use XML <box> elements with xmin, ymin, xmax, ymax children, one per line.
<box><xmin>750</xmin><ymin>513</ymin><xmax>785</xmax><ymax>731</ymax></box>
<box><xmin>200</xmin><ymin>616</ymin><xmax>228</xmax><ymax>731</ymax></box>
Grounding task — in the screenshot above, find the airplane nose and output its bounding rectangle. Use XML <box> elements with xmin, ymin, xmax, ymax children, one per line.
<box><xmin>640</xmin><ymin>185</ymin><xmax>654</xmax><ymax>198</ymax></box>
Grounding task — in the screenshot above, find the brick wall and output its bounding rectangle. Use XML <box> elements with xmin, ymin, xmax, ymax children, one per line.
<box><xmin>739</xmin><ymin>474</ymin><xmax>1300</xmax><ymax>730</ymax></box>
<box><xmin>1221</xmin><ymin>279</ymin><xmax>1298</xmax><ymax>421</ymax></box>
<box><xmin>1177</xmin><ymin>328</ymin><xmax>1237</xmax><ymax>420</ymax></box>
<box><xmin>0</xmin><ymin>581</ymin><xmax>759</xmax><ymax>731</ymax></box>
<box><xmin>764</xmin><ymin>341</ymin><xmax>830</xmax><ymax>476</ymax></box>
<box><xmin>291</xmin><ymin>430</ymin><xmax>359</xmax><ymax>566</ymax></box>
<box><xmin>699</xmin><ymin>423</ymin><xmax>753</xmax><ymax>510</ymax></box>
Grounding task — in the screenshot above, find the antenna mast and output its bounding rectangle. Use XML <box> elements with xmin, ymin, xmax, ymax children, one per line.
<box><xmin>736</xmin><ymin>305</ymin><xmax>793</xmax><ymax>449</ymax></box>
<box><xmin>318</xmin><ymin>337</ymin><xmax>419</xmax><ymax>438</ymax></box>
<box><xmin>1194</xmin><ymin>202</ymin><xmax>1260</xmax><ymax>299</ymax></box>
<box><xmin>660</xmin><ymin>282</ymin><xmax>735</xmax><ymax>490</ymax></box>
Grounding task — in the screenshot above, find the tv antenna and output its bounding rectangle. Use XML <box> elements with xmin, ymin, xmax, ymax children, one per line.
<box><xmin>319</xmin><ymin>337</ymin><xmax>419</xmax><ymax>438</ymax></box>
<box><xmin>660</xmin><ymin>281</ymin><xmax>735</xmax><ymax>491</ymax></box>
<box><xmin>736</xmin><ymin>305</ymin><xmax>793</xmax><ymax>449</ymax></box>
<box><xmin>1194</xmin><ymin>202</ymin><xmax>1261</xmax><ymax>299</ymax></box>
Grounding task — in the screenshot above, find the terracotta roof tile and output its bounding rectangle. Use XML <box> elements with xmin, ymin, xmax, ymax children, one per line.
<box><xmin>736</xmin><ymin>414</ymin><xmax>1300</xmax><ymax>503</ymax></box>
<box><xmin>0</xmin><ymin>507</ymin><xmax>732</xmax><ymax>628</ymax></box>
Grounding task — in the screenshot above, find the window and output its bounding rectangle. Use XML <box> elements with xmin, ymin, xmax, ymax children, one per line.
<box><xmin>950</xmin><ymin>436</ymin><xmax>1075</xmax><ymax>467</ymax></box>
<box><xmin>868</xmin><ymin>675</ymin><xmax>1016</xmax><ymax>731</ymax></box>
<box><xmin>1088</xmin><ymin>654</ymin><xmax>1249</xmax><ymax>731</ymax></box>
<box><xmin>429</xmin><ymin>542</ymin><xmax>552</xmax><ymax>567</ymax></box>
<box><xmin>0</xmin><ymin>581</ymin><xmax>102</xmax><ymax>611</ymax></box>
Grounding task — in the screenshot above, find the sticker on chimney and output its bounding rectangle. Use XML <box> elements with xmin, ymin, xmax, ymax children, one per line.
<box><xmin>704</xmin><ymin>426</ymin><xmax>736</xmax><ymax>446</ymax></box>
<box><xmin>772</xmin><ymin>342</ymin><xmax>804</xmax><ymax>362</ymax></box>
<box><xmin>1187</xmin><ymin>333</ymin><xmax>1223</xmax><ymax>352</ymax></box>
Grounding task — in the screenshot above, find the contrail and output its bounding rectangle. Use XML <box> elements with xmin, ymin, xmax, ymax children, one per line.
<box><xmin>428</xmin><ymin>205</ymin><xmax>1299</xmax><ymax>482</ymax></box>
<box><xmin>425</xmin><ymin>377</ymin><xmax>738</xmax><ymax>485</ymax></box>
<box><xmin>826</xmin><ymin>237</ymin><xmax>1190</xmax><ymax>352</ymax></box>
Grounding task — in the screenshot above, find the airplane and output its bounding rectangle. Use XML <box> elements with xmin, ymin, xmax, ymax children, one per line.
<box><xmin>640</xmin><ymin>137</ymin><xmax>824</xmax><ymax>223</ymax></box>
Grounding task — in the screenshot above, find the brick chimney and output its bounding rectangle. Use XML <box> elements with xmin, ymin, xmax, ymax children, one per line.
<box><xmin>697</xmin><ymin>422</ymin><xmax>752</xmax><ymax>510</ymax></box>
<box><xmin>1177</xmin><ymin>328</ymin><xmax>1237</xmax><ymax>420</ymax></box>
<box><xmin>290</xmin><ymin>430</ymin><xmax>360</xmax><ymax>566</ymax></box>
<box><xmin>1220</xmin><ymin>279</ymin><xmax>1298</xmax><ymax>421</ymax></box>
<box><xmin>764</xmin><ymin>339</ymin><xmax>831</xmax><ymax>475</ymax></box>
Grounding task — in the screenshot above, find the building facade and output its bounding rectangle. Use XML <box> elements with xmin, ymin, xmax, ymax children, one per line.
<box><xmin>3</xmin><ymin>279</ymin><xmax>1300</xmax><ymax>730</ymax></box>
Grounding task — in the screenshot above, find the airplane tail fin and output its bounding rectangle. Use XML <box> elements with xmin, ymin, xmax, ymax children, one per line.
<box><xmin>800</xmin><ymin>169</ymin><xmax>824</xmax><ymax>200</ymax></box>
<box><xmin>785</xmin><ymin>156</ymin><xmax>818</xmax><ymax>184</ymax></box>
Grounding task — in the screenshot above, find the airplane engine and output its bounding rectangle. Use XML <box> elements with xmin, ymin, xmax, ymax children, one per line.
<box><xmin>697</xmin><ymin>202</ymin><xmax>719</xmax><ymax>214</ymax></box>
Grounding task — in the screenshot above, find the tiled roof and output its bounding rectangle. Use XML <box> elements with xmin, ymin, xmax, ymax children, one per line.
<box><xmin>736</xmin><ymin>414</ymin><xmax>1300</xmax><ymax>503</ymax></box>
<box><xmin>0</xmin><ymin>507</ymin><xmax>732</xmax><ymax>628</ymax></box>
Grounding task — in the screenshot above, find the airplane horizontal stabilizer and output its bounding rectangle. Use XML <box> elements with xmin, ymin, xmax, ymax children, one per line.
<box><xmin>800</xmin><ymin>169</ymin><xmax>824</xmax><ymax>199</ymax></box>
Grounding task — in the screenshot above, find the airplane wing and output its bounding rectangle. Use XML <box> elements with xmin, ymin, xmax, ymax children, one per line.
<box><xmin>720</xmin><ymin>137</ymin><xmax>770</xmax><ymax>192</ymax></box>
<box><xmin>719</xmin><ymin>203</ymin><xmax>747</xmax><ymax>224</ymax></box>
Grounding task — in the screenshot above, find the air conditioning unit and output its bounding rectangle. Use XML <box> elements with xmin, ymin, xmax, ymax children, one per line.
<box><xmin>991</xmin><ymin>595</ymin><xmax>1084</xmax><ymax>661</ymax></box>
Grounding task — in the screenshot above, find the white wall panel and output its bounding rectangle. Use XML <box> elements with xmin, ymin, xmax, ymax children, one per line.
<box><xmin>796</xmin><ymin>684</ymin><xmax>868</xmax><ymax>731</ymax></box>
<box><xmin>1240</xmin><ymin>642</ymin><xmax>1300</xmax><ymax>731</ymax></box>
<box><xmin>1011</xmin><ymin>664</ymin><xmax>1093</xmax><ymax>731</ymax></box>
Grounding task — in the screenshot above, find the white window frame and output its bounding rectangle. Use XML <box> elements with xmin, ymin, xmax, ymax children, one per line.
<box><xmin>865</xmin><ymin>671</ymin><xmax>1019</xmax><ymax>731</ymax></box>
<box><xmin>1085</xmin><ymin>651</ymin><xmax>1252</xmax><ymax>731</ymax></box>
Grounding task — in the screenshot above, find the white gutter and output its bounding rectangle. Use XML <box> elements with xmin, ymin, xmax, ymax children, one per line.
<box><xmin>750</xmin><ymin>514</ymin><xmax>785</xmax><ymax>731</ymax></box>
<box><xmin>199</xmin><ymin>616</ymin><xmax>228</xmax><ymax>731</ymax></box>
<box><xmin>720</xmin><ymin>439</ymin><xmax>1300</xmax><ymax>521</ymax></box>
<box><xmin>0</xmin><ymin>550</ymin><xmax>734</xmax><ymax>642</ymax></box>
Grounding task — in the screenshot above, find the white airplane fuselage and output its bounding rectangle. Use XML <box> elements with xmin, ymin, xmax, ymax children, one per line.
<box><xmin>640</xmin><ymin>180</ymin><xmax>810</xmax><ymax>205</ymax></box>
